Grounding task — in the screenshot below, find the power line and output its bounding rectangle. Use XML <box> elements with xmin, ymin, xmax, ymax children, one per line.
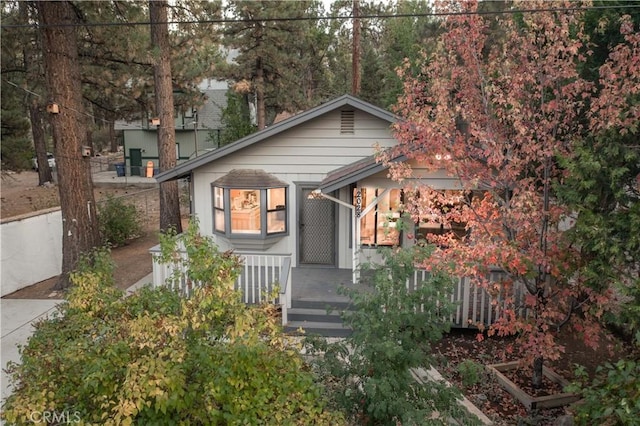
<box><xmin>4</xmin><ymin>79</ymin><xmax>150</xmax><ymax>131</ymax></box>
<box><xmin>2</xmin><ymin>4</ymin><xmax>640</xmax><ymax>29</ymax></box>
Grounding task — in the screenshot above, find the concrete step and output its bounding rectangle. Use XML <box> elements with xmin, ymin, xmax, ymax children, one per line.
<box><xmin>291</xmin><ymin>300</ymin><xmax>352</xmax><ymax>311</ymax></box>
<box><xmin>285</xmin><ymin>320</ymin><xmax>352</xmax><ymax>338</ymax></box>
<box><xmin>288</xmin><ymin>308</ymin><xmax>343</xmax><ymax>324</ymax></box>
<box><xmin>285</xmin><ymin>301</ymin><xmax>355</xmax><ymax>337</ymax></box>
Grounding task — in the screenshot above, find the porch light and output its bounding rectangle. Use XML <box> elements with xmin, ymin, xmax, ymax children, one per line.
<box><xmin>435</xmin><ymin>154</ymin><xmax>451</xmax><ymax>161</ymax></box>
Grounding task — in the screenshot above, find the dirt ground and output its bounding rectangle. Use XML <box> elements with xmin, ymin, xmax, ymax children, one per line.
<box><xmin>1</xmin><ymin>170</ymin><xmax>162</xmax><ymax>298</ymax></box>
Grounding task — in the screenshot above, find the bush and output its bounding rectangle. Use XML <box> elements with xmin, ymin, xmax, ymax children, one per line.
<box><xmin>97</xmin><ymin>194</ymin><xmax>143</xmax><ymax>246</ymax></box>
<box><xmin>1</xmin><ymin>223</ymin><xmax>343</xmax><ymax>425</ymax></box>
<box><xmin>567</xmin><ymin>355</ymin><xmax>640</xmax><ymax>425</ymax></box>
<box><xmin>456</xmin><ymin>360</ymin><xmax>484</xmax><ymax>388</ymax></box>
<box><xmin>305</xmin><ymin>245</ymin><xmax>481</xmax><ymax>425</ymax></box>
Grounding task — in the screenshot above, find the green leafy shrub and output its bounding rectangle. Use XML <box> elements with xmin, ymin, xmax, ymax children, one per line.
<box><xmin>306</xmin><ymin>245</ymin><xmax>481</xmax><ymax>425</ymax></box>
<box><xmin>2</xmin><ymin>222</ymin><xmax>343</xmax><ymax>425</ymax></box>
<box><xmin>456</xmin><ymin>360</ymin><xmax>484</xmax><ymax>388</ymax></box>
<box><xmin>567</xmin><ymin>356</ymin><xmax>640</xmax><ymax>425</ymax></box>
<box><xmin>97</xmin><ymin>194</ymin><xmax>143</xmax><ymax>246</ymax></box>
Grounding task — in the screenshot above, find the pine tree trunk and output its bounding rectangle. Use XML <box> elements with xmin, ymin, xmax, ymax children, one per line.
<box><xmin>22</xmin><ymin>3</ymin><xmax>51</xmax><ymax>185</ymax></box>
<box><xmin>150</xmin><ymin>1</ymin><xmax>182</xmax><ymax>233</ymax></box>
<box><xmin>29</xmin><ymin>101</ymin><xmax>53</xmax><ymax>185</ymax></box>
<box><xmin>532</xmin><ymin>356</ymin><xmax>544</xmax><ymax>389</ymax></box>
<box><xmin>36</xmin><ymin>1</ymin><xmax>102</xmax><ymax>289</ymax></box>
<box><xmin>108</xmin><ymin>117</ymin><xmax>117</xmax><ymax>153</ymax></box>
<box><xmin>255</xmin><ymin>56</ymin><xmax>266</xmax><ymax>130</ymax></box>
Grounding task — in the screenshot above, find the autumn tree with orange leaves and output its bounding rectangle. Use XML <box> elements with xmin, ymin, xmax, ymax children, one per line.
<box><xmin>387</xmin><ymin>0</ymin><xmax>639</xmax><ymax>388</ymax></box>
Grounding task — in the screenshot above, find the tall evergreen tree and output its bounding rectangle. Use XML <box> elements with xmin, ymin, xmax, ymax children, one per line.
<box><xmin>1</xmin><ymin>1</ymin><xmax>50</xmax><ymax>176</ymax></box>
<box><xmin>36</xmin><ymin>0</ymin><xmax>102</xmax><ymax>289</ymax></box>
<box><xmin>150</xmin><ymin>0</ymin><xmax>182</xmax><ymax>234</ymax></box>
<box><xmin>219</xmin><ymin>91</ymin><xmax>256</xmax><ymax>146</ymax></box>
<box><xmin>222</xmin><ymin>0</ymin><xmax>327</xmax><ymax>129</ymax></box>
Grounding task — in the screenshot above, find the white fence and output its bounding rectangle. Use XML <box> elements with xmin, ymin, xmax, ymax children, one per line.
<box><xmin>150</xmin><ymin>246</ymin><xmax>293</xmax><ymax>325</ymax></box>
<box><xmin>407</xmin><ymin>269</ymin><xmax>525</xmax><ymax>328</ymax></box>
<box><xmin>1</xmin><ymin>208</ymin><xmax>62</xmax><ymax>296</ymax></box>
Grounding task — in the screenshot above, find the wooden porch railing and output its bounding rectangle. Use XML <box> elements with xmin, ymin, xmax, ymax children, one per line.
<box><xmin>150</xmin><ymin>245</ymin><xmax>292</xmax><ymax>326</ymax></box>
<box><xmin>407</xmin><ymin>269</ymin><xmax>526</xmax><ymax>328</ymax></box>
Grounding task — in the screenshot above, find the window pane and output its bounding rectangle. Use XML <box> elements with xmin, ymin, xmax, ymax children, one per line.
<box><xmin>267</xmin><ymin>187</ymin><xmax>286</xmax><ymax>210</ymax></box>
<box><xmin>214</xmin><ymin>209</ymin><xmax>225</xmax><ymax>232</ymax></box>
<box><xmin>214</xmin><ymin>187</ymin><xmax>224</xmax><ymax>208</ymax></box>
<box><xmin>230</xmin><ymin>189</ymin><xmax>261</xmax><ymax>234</ymax></box>
<box><xmin>376</xmin><ymin>189</ymin><xmax>400</xmax><ymax>245</ymax></box>
<box><xmin>356</xmin><ymin>187</ymin><xmax>400</xmax><ymax>246</ymax></box>
<box><xmin>415</xmin><ymin>190</ymin><xmax>467</xmax><ymax>241</ymax></box>
<box><xmin>267</xmin><ymin>211</ymin><xmax>286</xmax><ymax>233</ymax></box>
<box><xmin>267</xmin><ymin>187</ymin><xmax>286</xmax><ymax>234</ymax></box>
<box><xmin>359</xmin><ymin>188</ymin><xmax>375</xmax><ymax>245</ymax></box>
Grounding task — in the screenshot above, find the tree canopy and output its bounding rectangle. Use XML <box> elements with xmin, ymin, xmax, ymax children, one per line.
<box><xmin>388</xmin><ymin>0</ymin><xmax>639</xmax><ymax>387</ymax></box>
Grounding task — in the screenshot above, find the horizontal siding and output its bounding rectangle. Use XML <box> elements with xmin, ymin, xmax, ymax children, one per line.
<box><xmin>196</xmin><ymin>111</ymin><xmax>396</xmax><ymax>175</ymax></box>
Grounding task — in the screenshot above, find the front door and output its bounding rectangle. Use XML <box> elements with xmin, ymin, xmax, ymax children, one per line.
<box><xmin>299</xmin><ymin>187</ymin><xmax>336</xmax><ymax>265</ymax></box>
<box><xmin>130</xmin><ymin>148</ymin><xmax>142</xmax><ymax>176</ymax></box>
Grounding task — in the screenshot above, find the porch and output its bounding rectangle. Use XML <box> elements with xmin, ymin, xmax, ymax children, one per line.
<box><xmin>150</xmin><ymin>248</ymin><xmax>520</xmax><ymax>336</ymax></box>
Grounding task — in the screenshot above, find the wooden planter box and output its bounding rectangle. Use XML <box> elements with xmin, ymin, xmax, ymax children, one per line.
<box><xmin>486</xmin><ymin>361</ymin><xmax>579</xmax><ymax>410</ymax></box>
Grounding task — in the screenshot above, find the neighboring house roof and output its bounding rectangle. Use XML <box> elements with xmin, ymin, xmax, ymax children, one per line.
<box><xmin>318</xmin><ymin>153</ymin><xmax>407</xmax><ymax>193</ymax></box>
<box><xmin>197</xmin><ymin>87</ymin><xmax>227</xmax><ymax>130</ymax></box>
<box><xmin>155</xmin><ymin>94</ymin><xmax>399</xmax><ymax>183</ymax></box>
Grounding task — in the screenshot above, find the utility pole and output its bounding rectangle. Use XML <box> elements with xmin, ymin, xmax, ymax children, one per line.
<box><xmin>352</xmin><ymin>0</ymin><xmax>361</xmax><ymax>96</ymax></box>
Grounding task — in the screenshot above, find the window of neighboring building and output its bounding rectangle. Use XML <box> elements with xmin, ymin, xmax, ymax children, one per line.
<box><xmin>355</xmin><ymin>187</ymin><xmax>402</xmax><ymax>246</ymax></box>
<box><xmin>212</xmin><ymin>170</ymin><xmax>289</xmax><ymax>239</ymax></box>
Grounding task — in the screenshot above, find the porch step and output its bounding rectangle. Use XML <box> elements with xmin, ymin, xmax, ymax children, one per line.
<box><xmin>288</xmin><ymin>308</ymin><xmax>343</xmax><ymax>324</ymax></box>
<box><xmin>285</xmin><ymin>302</ymin><xmax>354</xmax><ymax>337</ymax></box>
<box><xmin>285</xmin><ymin>321</ymin><xmax>352</xmax><ymax>338</ymax></box>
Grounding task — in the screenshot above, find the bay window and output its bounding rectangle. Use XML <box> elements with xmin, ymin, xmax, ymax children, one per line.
<box><xmin>212</xmin><ymin>170</ymin><xmax>288</xmax><ymax>238</ymax></box>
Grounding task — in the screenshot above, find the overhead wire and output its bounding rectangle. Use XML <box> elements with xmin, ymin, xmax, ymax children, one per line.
<box><xmin>1</xmin><ymin>4</ymin><xmax>640</xmax><ymax>29</ymax></box>
<box><xmin>3</xmin><ymin>2</ymin><xmax>639</xmax><ymax>130</ymax></box>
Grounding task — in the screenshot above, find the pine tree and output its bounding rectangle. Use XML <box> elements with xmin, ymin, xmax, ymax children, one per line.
<box><xmin>36</xmin><ymin>0</ymin><xmax>102</xmax><ymax>289</ymax></box>
<box><xmin>150</xmin><ymin>0</ymin><xmax>182</xmax><ymax>234</ymax></box>
<box><xmin>222</xmin><ymin>0</ymin><xmax>329</xmax><ymax>129</ymax></box>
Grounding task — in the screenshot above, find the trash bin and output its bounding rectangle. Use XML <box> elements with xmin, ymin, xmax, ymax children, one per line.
<box><xmin>115</xmin><ymin>163</ymin><xmax>125</xmax><ymax>177</ymax></box>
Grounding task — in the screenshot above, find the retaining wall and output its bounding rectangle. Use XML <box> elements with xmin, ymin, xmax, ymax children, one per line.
<box><xmin>1</xmin><ymin>208</ymin><xmax>62</xmax><ymax>297</ymax></box>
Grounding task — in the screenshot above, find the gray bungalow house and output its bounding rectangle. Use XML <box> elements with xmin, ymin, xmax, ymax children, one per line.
<box><xmin>154</xmin><ymin>94</ymin><xmax>462</xmax><ymax>277</ymax></box>
<box><xmin>153</xmin><ymin>94</ymin><xmax>512</xmax><ymax>331</ymax></box>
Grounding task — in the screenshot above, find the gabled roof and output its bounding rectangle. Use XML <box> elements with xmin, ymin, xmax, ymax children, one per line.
<box><xmin>155</xmin><ymin>94</ymin><xmax>398</xmax><ymax>183</ymax></box>
<box><xmin>318</xmin><ymin>153</ymin><xmax>406</xmax><ymax>193</ymax></box>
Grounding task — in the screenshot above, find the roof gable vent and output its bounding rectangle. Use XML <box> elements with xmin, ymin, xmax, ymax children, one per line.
<box><xmin>340</xmin><ymin>109</ymin><xmax>355</xmax><ymax>134</ymax></box>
